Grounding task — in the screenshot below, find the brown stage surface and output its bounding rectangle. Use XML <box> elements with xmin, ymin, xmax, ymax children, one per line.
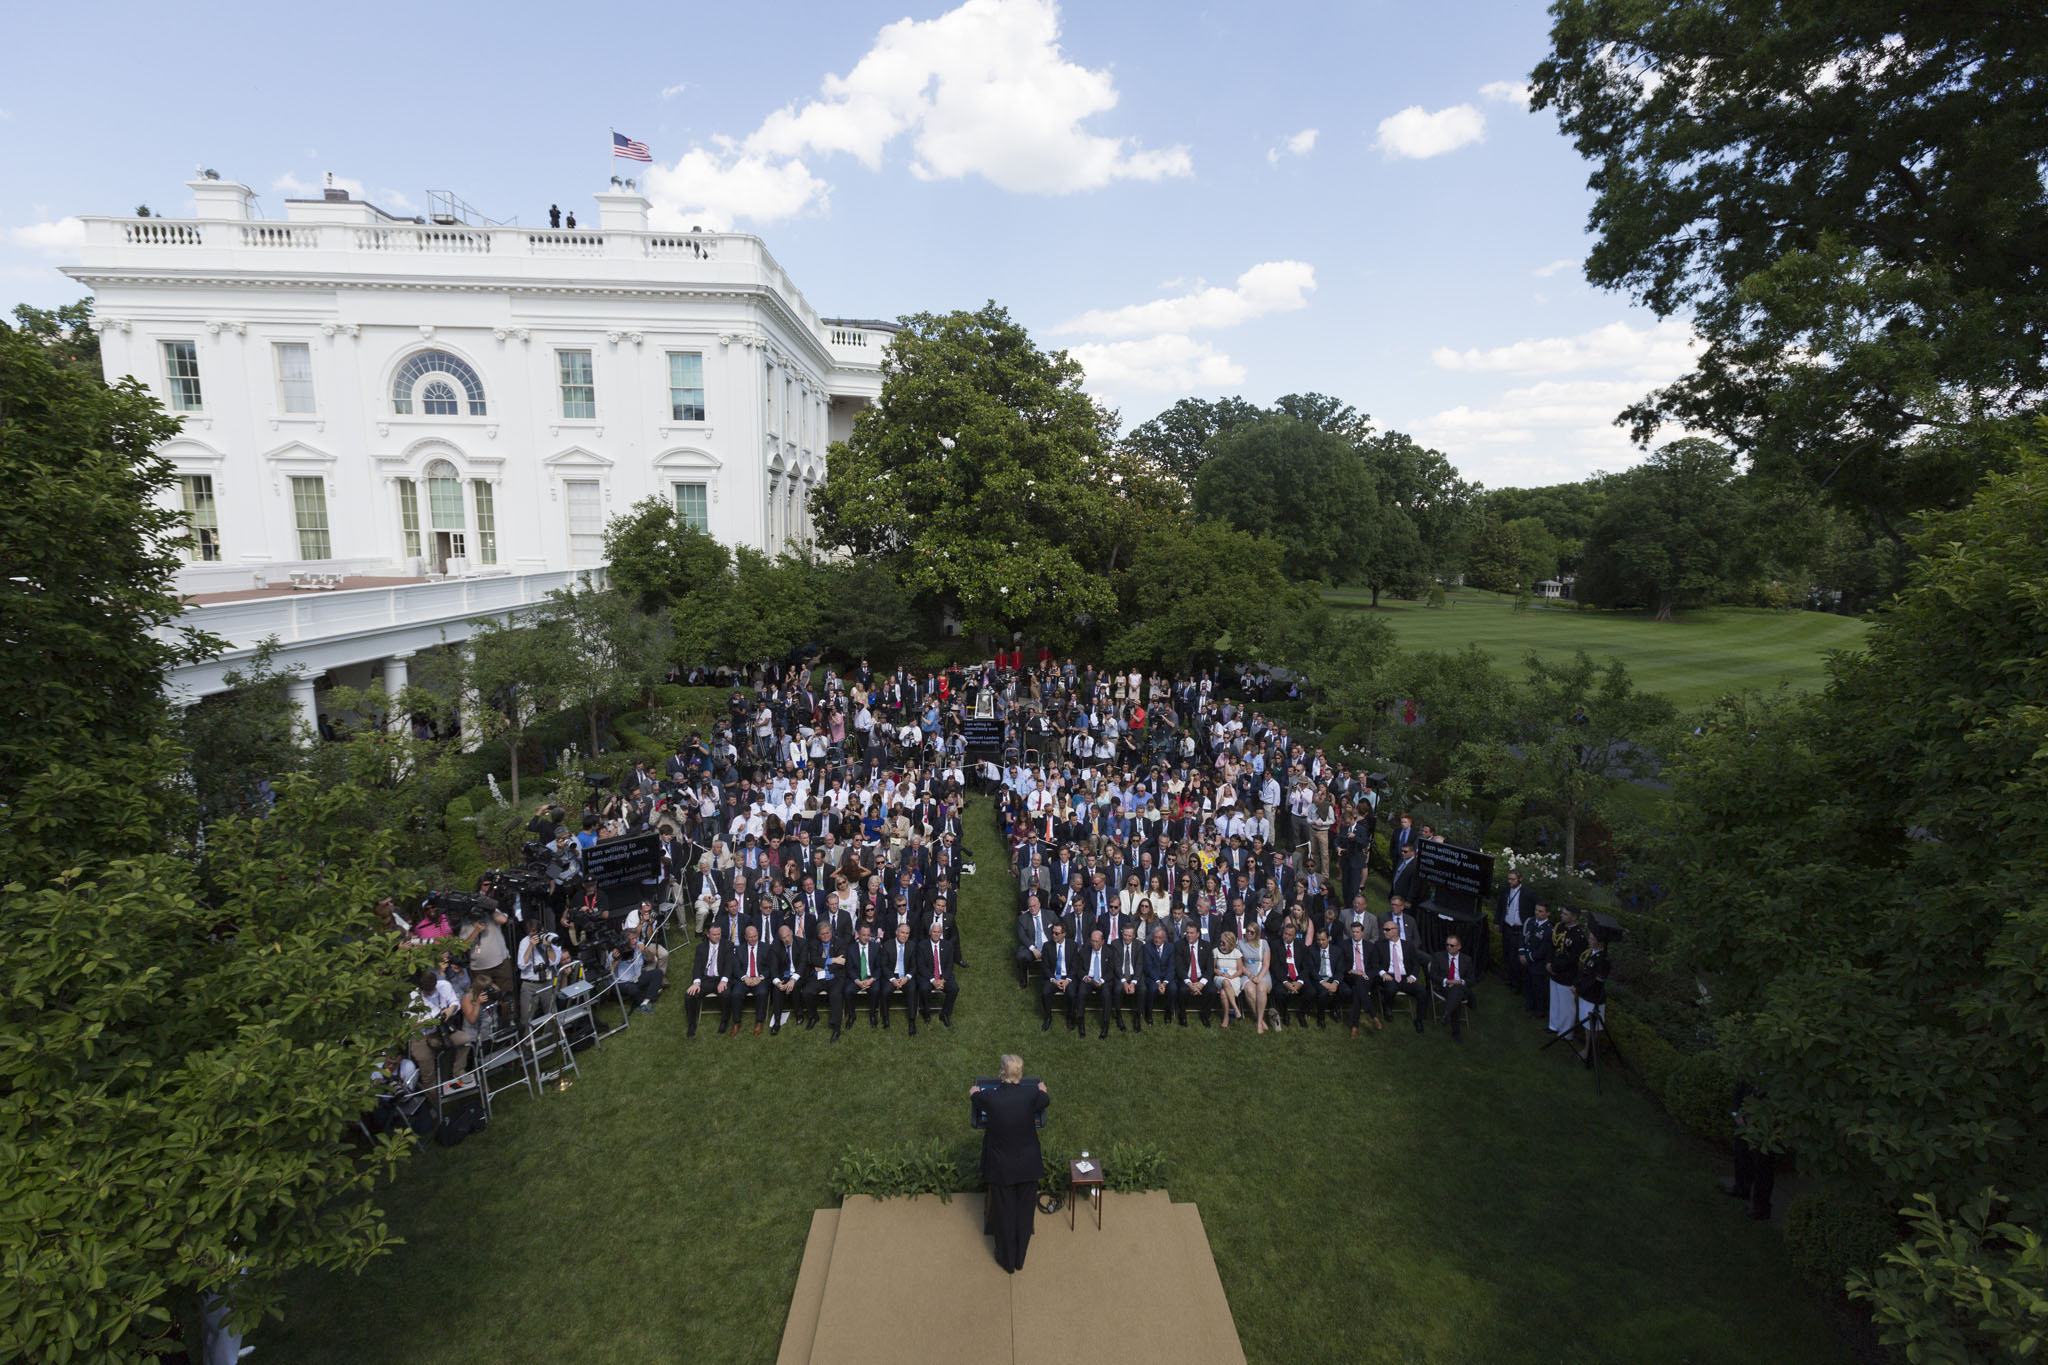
<box><xmin>778</xmin><ymin>1191</ymin><xmax>1244</xmax><ymax>1365</ymax></box>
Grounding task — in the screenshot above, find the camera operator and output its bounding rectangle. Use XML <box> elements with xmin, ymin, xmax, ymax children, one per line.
<box><xmin>611</xmin><ymin>927</ymin><xmax>666</xmax><ymax>1014</ymax></box>
<box><xmin>459</xmin><ymin>891</ymin><xmax>514</xmax><ymax>1029</ymax></box>
<box><xmin>408</xmin><ymin>968</ymin><xmax>471</xmax><ymax>1083</ymax></box>
<box><xmin>517</xmin><ymin>921</ymin><xmax>567</xmax><ymax>1025</ymax></box>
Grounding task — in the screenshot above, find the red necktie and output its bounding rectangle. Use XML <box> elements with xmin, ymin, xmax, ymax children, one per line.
<box><xmin>1287</xmin><ymin>948</ymin><xmax>1297</xmax><ymax>981</ymax></box>
<box><xmin>1188</xmin><ymin>949</ymin><xmax>1198</xmax><ymax>984</ymax></box>
<box><xmin>749</xmin><ymin>946</ymin><xmax>757</xmax><ymax>977</ymax></box>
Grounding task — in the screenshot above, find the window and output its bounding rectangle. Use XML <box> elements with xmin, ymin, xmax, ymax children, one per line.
<box><xmin>274</xmin><ymin>341</ymin><xmax>315</xmax><ymax>413</ymax></box>
<box><xmin>179</xmin><ymin>474</ymin><xmax>221</xmax><ymax>561</ymax></box>
<box><xmin>667</xmin><ymin>352</ymin><xmax>705</xmax><ymax>421</ymax></box>
<box><xmin>421</xmin><ymin>380</ymin><xmax>458</xmax><ymax>416</ymax></box>
<box><xmin>564</xmin><ymin>479</ymin><xmax>603</xmax><ymax>566</ymax></box>
<box><xmin>472</xmin><ymin>480</ymin><xmax>497</xmax><ymax>565</ymax></box>
<box><xmin>391</xmin><ymin>350</ymin><xmax>486</xmax><ymax>415</ymax></box>
<box><xmin>397</xmin><ymin>479</ymin><xmax>422</xmax><ymax>561</ymax></box>
<box><xmin>163</xmin><ymin>341</ymin><xmax>203</xmax><ymax>411</ymax></box>
<box><xmin>290</xmin><ymin>476</ymin><xmax>331</xmax><ymax>559</ymax></box>
<box><xmin>558</xmin><ymin>350</ymin><xmax>596</xmax><ymax>419</ymax></box>
<box><xmin>425</xmin><ymin>459</ymin><xmax>465</xmax><ymax>529</ymax></box>
<box><xmin>672</xmin><ymin>481</ymin><xmax>708</xmax><ymax>532</ymax></box>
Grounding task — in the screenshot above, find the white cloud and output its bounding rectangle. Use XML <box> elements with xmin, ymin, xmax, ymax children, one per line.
<box><xmin>1533</xmin><ymin>257</ymin><xmax>1576</xmax><ymax>278</ymax></box>
<box><xmin>741</xmin><ymin>0</ymin><xmax>1189</xmax><ymax>194</ymax></box>
<box><xmin>1057</xmin><ymin>261</ymin><xmax>1316</xmax><ymax>337</ymax></box>
<box><xmin>271</xmin><ymin>171</ymin><xmax>364</xmax><ymax>199</ymax></box>
<box><xmin>1480</xmin><ymin>80</ymin><xmax>1532</xmax><ymax>108</ymax></box>
<box><xmin>1266</xmin><ymin>127</ymin><xmax>1318</xmax><ymax>164</ymax></box>
<box><xmin>1069</xmin><ymin>335</ymin><xmax>1245</xmax><ymax>392</ymax></box>
<box><xmin>6</xmin><ymin>217</ymin><xmax>86</xmax><ymax>254</ymax></box>
<box><xmin>661</xmin><ymin>82</ymin><xmax>690</xmax><ymax>99</ymax></box>
<box><xmin>1373</xmin><ymin>103</ymin><xmax>1485</xmax><ymax>159</ymax></box>
<box><xmin>1430</xmin><ymin>319</ymin><xmax>1699</xmax><ymax>380</ymax></box>
<box><xmin>646</xmin><ymin>147</ymin><xmax>832</xmax><ymax>231</ymax></box>
<box><xmin>378</xmin><ymin>188</ymin><xmax>418</xmax><ymax>213</ymax></box>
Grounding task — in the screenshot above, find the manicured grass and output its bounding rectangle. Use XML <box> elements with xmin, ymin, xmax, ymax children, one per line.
<box><xmin>264</xmin><ymin>802</ymin><xmax>1847</xmax><ymax>1365</ymax></box>
<box><xmin>1326</xmin><ymin>588</ymin><xmax>1866</xmax><ymax>709</ymax></box>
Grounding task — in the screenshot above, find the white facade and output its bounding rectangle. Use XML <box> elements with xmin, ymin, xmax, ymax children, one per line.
<box><xmin>62</xmin><ymin>175</ymin><xmax>895</xmax><ymax>707</ymax></box>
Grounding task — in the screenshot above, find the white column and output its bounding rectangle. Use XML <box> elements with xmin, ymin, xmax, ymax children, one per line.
<box><xmin>384</xmin><ymin>651</ymin><xmax>413</xmax><ymax>703</ymax></box>
<box><xmin>287</xmin><ymin>675</ymin><xmax>319</xmax><ymax>746</ymax></box>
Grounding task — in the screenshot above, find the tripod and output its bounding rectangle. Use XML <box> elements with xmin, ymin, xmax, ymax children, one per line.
<box><xmin>1539</xmin><ymin>995</ymin><xmax>1626</xmax><ymax>1092</ymax></box>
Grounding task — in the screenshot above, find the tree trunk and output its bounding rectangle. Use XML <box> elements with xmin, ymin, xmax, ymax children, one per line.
<box><xmin>506</xmin><ymin>738</ymin><xmax>522</xmax><ymax>806</ymax></box>
<box><xmin>1564</xmin><ymin>804</ymin><xmax>1578</xmax><ymax>874</ymax></box>
<box><xmin>588</xmin><ymin>706</ymin><xmax>601</xmax><ymax>757</ymax></box>
<box><xmin>1654</xmin><ymin>590</ymin><xmax>1674</xmax><ymax>622</ymax></box>
<box><xmin>1370</xmin><ymin>583</ymin><xmax>1382</xmax><ymax>608</ymax></box>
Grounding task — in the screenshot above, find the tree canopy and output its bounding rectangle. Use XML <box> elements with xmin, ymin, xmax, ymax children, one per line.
<box><xmin>1576</xmin><ymin>438</ymin><xmax>1752</xmax><ymax>618</ymax></box>
<box><xmin>1192</xmin><ymin>415</ymin><xmax>1376</xmax><ymax>584</ymax></box>
<box><xmin>1535</xmin><ymin>0</ymin><xmax>2048</xmax><ymax>533</ymax></box>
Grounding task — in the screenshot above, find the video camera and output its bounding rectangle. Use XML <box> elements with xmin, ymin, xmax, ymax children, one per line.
<box><xmin>483</xmin><ymin>865</ymin><xmax>550</xmax><ymax>905</ymax></box>
<box><xmin>425</xmin><ymin>888</ymin><xmax>495</xmax><ymax>925</ymax></box>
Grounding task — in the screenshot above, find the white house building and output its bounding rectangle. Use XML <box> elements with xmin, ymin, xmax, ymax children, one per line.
<box><xmin>63</xmin><ymin>173</ymin><xmax>894</xmax><ymax>723</ymax></box>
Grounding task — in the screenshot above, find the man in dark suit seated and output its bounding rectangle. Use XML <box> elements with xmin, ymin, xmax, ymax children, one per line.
<box><xmin>1341</xmin><ymin>918</ymin><xmax>1380</xmax><ymax>1036</ymax></box>
<box><xmin>915</xmin><ymin>923</ymin><xmax>958</xmax><ymax>1028</ymax></box>
<box><xmin>1308</xmin><ymin>927</ymin><xmax>1344</xmax><ymax>1029</ymax></box>
<box><xmin>1430</xmin><ymin>932</ymin><xmax>1476</xmax><ymax>1040</ymax></box>
<box><xmin>1372</xmin><ymin>917</ymin><xmax>1427</xmax><ymax>1033</ymax></box>
<box><xmin>1140</xmin><ymin>924</ymin><xmax>1176</xmax><ymax>1025</ymax></box>
<box><xmin>1270</xmin><ymin>921</ymin><xmax>1313</xmax><ymax>1028</ymax></box>
<box><xmin>880</xmin><ymin>922</ymin><xmax>919</xmax><ymax>1034</ymax></box>
<box><xmin>804</xmin><ymin>920</ymin><xmax>850</xmax><ymax>1041</ymax></box>
<box><xmin>1076</xmin><ymin>929</ymin><xmax>1112</xmax><ymax>1039</ymax></box>
<box><xmin>1110</xmin><ymin>923</ymin><xmax>1145</xmax><ymax>1033</ymax></box>
<box><xmin>970</xmin><ymin>1056</ymin><xmax>1049</xmax><ymax>1273</ymax></box>
<box><xmin>1173</xmin><ymin>922</ymin><xmax>1219</xmax><ymax>1027</ymax></box>
<box><xmin>1015</xmin><ymin>894</ymin><xmax>1051</xmax><ymax>989</ymax></box>
<box><xmin>682</xmin><ymin>921</ymin><xmax>731</xmax><ymax>1039</ymax></box>
<box><xmin>1039</xmin><ymin>921</ymin><xmax>1078</xmax><ymax>1032</ymax></box>
<box><xmin>729</xmin><ymin>924</ymin><xmax>773</xmax><ymax>1036</ymax></box>
<box><xmin>845</xmin><ymin>924</ymin><xmax>884</xmax><ymax>1028</ymax></box>
<box><xmin>769</xmin><ymin>923</ymin><xmax>804</xmax><ymax>1034</ymax></box>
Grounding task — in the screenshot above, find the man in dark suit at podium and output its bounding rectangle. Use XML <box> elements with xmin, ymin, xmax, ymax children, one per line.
<box><xmin>970</xmin><ymin>1056</ymin><xmax>1049</xmax><ymax>1273</ymax></box>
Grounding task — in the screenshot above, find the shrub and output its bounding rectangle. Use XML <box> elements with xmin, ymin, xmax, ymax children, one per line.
<box><xmin>1606</xmin><ymin>1003</ymin><xmax>1681</xmax><ymax>1097</ymax></box>
<box><xmin>442</xmin><ymin>795</ymin><xmax>486</xmax><ymax>887</ymax></box>
<box><xmin>1664</xmin><ymin>1050</ymin><xmax>1737</xmax><ymax>1145</ymax></box>
<box><xmin>1787</xmin><ymin>1187</ymin><xmax>1902</xmax><ymax>1292</ymax></box>
<box><xmin>827</xmin><ymin>1141</ymin><xmax>976</xmax><ymax>1202</ymax></box>
<box><xmin>1103</xmin><ymin>1141</ymin><xmax>1170</xmax><ymax>1194</ymax></box>
<box><xmin>1848</xmin><ymin>1189</ymin><xmax>2047</xmax><ymax>1360</ymax></box>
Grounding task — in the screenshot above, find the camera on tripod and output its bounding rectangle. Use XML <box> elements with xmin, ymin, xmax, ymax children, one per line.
<box><xmin>425</xmin><ymin>888</ymin><xmax>493</xmax><ymax>925</ymax></box>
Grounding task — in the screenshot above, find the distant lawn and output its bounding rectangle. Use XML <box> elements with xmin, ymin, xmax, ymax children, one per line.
<box><xmin>1326</xmin><ymin>588</ymin><xmax>1866</xmax><ymax>709</ymax></box>
<box><xmin>265</xmin><ymin>801</ymin><xmax>1847</xmax><ymax>1365</ymax></box>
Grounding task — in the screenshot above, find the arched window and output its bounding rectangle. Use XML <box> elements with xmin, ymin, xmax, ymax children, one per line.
<box><xmin>392</xmin><ymin>350</ymin><xmax>487</xmax><ymax>416</ymax></box>
<box><xmin>424</xmin><ymin>458</ymin><xmax>465</xmax><ymax>529</ymax></box>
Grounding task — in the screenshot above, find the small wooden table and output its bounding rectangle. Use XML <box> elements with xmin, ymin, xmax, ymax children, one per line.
<box><xmin>1068</xmin><ymin>1158</ymin><xmax>1104</xmax><ymax>1230</ymax></box>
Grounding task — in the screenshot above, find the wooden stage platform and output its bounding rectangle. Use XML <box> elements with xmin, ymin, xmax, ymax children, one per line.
<box><xmin>778</xmin><ymin>1191</ymin><xmax>1245</xmax><ymax>1365</ymax></box>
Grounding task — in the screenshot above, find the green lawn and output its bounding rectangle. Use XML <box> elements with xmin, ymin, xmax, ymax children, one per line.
<box><xmin>265</xmin><ymin>802</ymin><xmax>1847</xmax><ymax>1365</ymax></box>
<box><xmin>1326</xmin><ymin>589</ymin><xmax>1866</xmax><ymax>708</ymax></box>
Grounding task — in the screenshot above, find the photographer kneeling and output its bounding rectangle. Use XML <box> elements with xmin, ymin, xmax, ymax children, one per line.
<box><xmin>408</xmin><ymin>968</ymin><xmax>473</xmax><ymax>1083</ymax></box>
<box><xmin>612</xmin><ymin>927</ymin><xmax>667</xmax><ymax>1014</ymax></box>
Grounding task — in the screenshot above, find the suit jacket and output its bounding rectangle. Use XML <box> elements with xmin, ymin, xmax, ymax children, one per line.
<box><xmin>803</xmin><ymin>937</ymin><xmax>848</xmax><ymax>981</ymax></box>
<box><xmin>913</xmin><ymin>938</ymin><xmax>954</xmax><ymax>986</ymax></box>
<box><xmin>730</xmin><ymin>937</ymin><xmax>774</xmax><ymax>984</ymax></box>
<box><xmin>1016</xmin><ymin>911</ymin><xmax>1050</xmax><ymax>953</ymax></box>
<box><xmin>1041</xmin><ymin>938</ymin><xmax>1078</xmax><ymax>984</ymax></box>
<box><xmin>690</xmin><ymin>938</ymin><xmax>732</xmax><ymax>987</ymax></box>
<box><xmin>880</xmin><ymin>937</ymin><xmax>918</xmax><ymax>982</ymax></box>
<box><xmin>1270</xmin><ymin>938</ymin><xmax>1310</xmax><ymax>984</ymax></box>
<box><xmin>1310</xmin><ymin>942</ymin><xmax>1343</xmax><ymax>985</ymax></box>
<box><xmin>1172</xmin><ymin>940</ymin><xmax>1215</xmax><ymax>986</ymax></box>
<box><xmin>1110</xmin><ymin>939</ymin><xmax>1144</xmax><ymax>984</ymax></box>
<box><xmin>1390</xmin><ymin>855</ymin><xmax>1423</xmax><ymax>904</ymax></box>
<box><xmin>1340</xmin><ymin>937</ymin><xmax>1376</xmax><ymax>980</ymax></box>
<box><xmin>1429</xmin><ymin>949</ymin><xmax>1474</xmax><ymax>992</ymax></box>
<box><xmin>1522</xmin><ymin>918</ymin><xmax>1554</xmax><ymax>966</ymax></box>
<box><xmin>844</xmin><ymin>937</ymin><xmax>882</xmax><ymax>983</ymax></box>
<box><xmin>973</xmin><ymin>1082</ymin><xmax>1048</xmax><ymax>1185</ymax></box>
<box><xmin>1370</xmin><ymin>936</ymin><xmax>1422</xmax><ymax>982</ymax></box>
<box><xmin>1493</xmin><ymin>882</ymin><xmax>1527</xmax><ymax>931</ymax></box>
<box><xmin>1140</xmin><ymin>940</ymin><xmax>1175</xmax><ymax>987</ymax></box>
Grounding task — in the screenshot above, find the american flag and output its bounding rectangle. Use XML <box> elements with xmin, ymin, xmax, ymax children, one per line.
<box><xmin>612</xmin><ymin>132</ymin><xmax>652</xmax><ymax>162</ymax></box>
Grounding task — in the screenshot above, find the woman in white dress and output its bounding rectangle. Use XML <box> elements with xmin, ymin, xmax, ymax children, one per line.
<box><xmin>1212</xmin><ymin>930</ymin><xmax>1245</xmax><ymax>1028</ymax></box>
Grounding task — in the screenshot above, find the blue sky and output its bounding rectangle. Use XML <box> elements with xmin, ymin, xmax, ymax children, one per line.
<box><xmin>0</xmin><ymin>0</ymin><xmax>1696</xmax><ymax>489</ymax></box>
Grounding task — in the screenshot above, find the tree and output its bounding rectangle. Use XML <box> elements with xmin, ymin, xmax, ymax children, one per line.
<box><xmin>1506</xmin><ymin>516</ymin><xmax>1560</xmax><ymax>587</ymax></box>
<box><xmin>1193</xmin><ymin>415</ymin><xmax>1376</xmax><ymax>584</ymax></box>
<box><xmin>1534</xmin><ymin>1</ymin><xmax>2048</xmax><ymax>533</ymax></box>
<box><xmin>819</xmin><ymin>560</ymin><xmax>923</xmax><ymax>665</ymax></box>
<box><xmin>1356</xmin><ymin>509</ymin><xmax>1430</xmax><ymax>608</ymax></box>
<box><xmin>0</xmin><ymin>321</ymin><xmax>212</xmax><ymax>888</ymax></box>
<box><xmin>1361</xmin><ymin>430</ymin><xmax>1479</xmax><ymax>581</ymax></box>
<box><xmin>1</xmin><ymin>779</ymin><xmax>419</xmax><ymax>1361</ymax></box>
<box><xmin>1484</xmin><ymin>478</ymin><xmax>1609</xmax><ymax>575</ymax></box>
<box><xmin>1577</xmin><ymin>439</ymin><xmax>1751</xmax><ymax>618</ymax></box>
<box><xmin>1456</xmin><ymin>651</ymin><xmax>1676</xmax><ymax>871</ymax></box>
<box><xmin>670</xmin><ymin>548</ymin><xmax>825</xmax><ymax>668</ymax></box>
<box><xmin>464</xmin><ymin>615</ymin><xmax>573</xmax><ymax>805</ymax></box>
<box><xmin>1848</xmin><ymin>1190</ymin><xmax>2048</xmax><ymax>1363</ymax></box>
<box><xmin>1105</xmin><ymin>521</ymin><xmax>1302</xmax><ymax>672</ymax></box>
<box><xmin>601</xmin><ymin>496</ymin><xmax>733</xmax><ymax>613</ymax></box>
<box><xmin>1463</xmin><ymin>513</ymin><xmax>1523</xmax><ymax>592</ymax></box>
<box><xmin>810</xmin><ymin>303</ymin><xmax>1125</xmax><ymax>643</ymax></box>
<box><xmin>6</xmin><ymin>298</ymin><xmax>101</xmax><ymax>373</ymax></box>
<box><xmin>1118</xmin><ymin>394</ymin><xmax>1261</xmax><ymax>490</ymax></box>
<box><xmin>542</xmin><ymin>584</ymin><xmax>665</xmax><ymax>755</ymax></box>
<box><xmin>176</xmin><ymin>642</ymin><xmax>304</xmax><ymax>826</ymax></box>
<box><xmin>1665</xmin><ymin>438</ymin><xmax>2048</xmax><ymax>1222</ymax></box>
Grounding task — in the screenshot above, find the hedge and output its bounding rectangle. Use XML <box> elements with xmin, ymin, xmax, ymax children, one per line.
<box><xmin>1604</xmin><ymin>1002</ymin><xmax>1734</xmax><ymax>1145</ymax></box>
<box><xmin>827</xmin><ymin>1139</ymin><xmax>1170</xmax><ymax>1202</ymax></box>
<box><xmin>1785</xmin><ymin>1188</ymin><xmax>1902</xmax><ymax>1292</ymax></box>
